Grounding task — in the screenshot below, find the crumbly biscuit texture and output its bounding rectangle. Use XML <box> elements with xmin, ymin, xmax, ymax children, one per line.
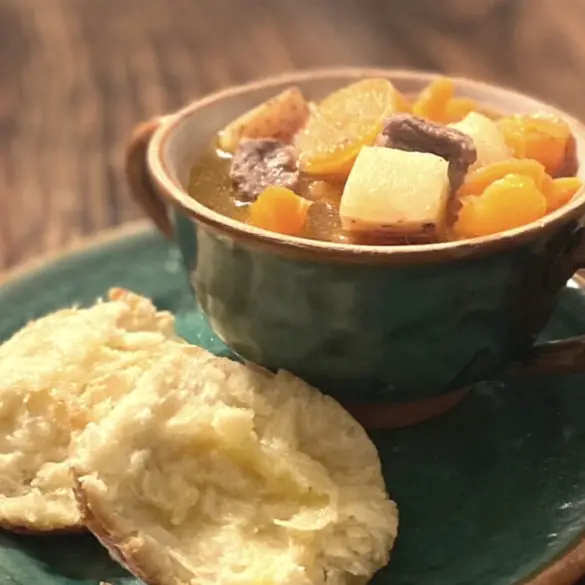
<box><xmin>0</xmin><ymin>288</ymin><xmax>178</xmax><ymax>531</ymax></box>
<box><xmin>73</xmin><ymin>346</ymin><xmax>398</xmax><ymax>585</ymax></box>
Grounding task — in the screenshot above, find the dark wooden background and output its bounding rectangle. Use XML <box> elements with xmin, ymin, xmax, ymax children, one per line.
<box><xmin>1</xmin><ymin>0</ymin><xmax>585</xmax><ymax>269</ymax></box>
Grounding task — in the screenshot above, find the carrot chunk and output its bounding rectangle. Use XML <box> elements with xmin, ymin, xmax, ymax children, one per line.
<box><xmin>249</xmin><ymin>186</ymin><xmax>312</xmax><ymax>236</ymax></box>
<box><xmin>443</xmin><ymin>97</ymin><xmax>478</xmax><ymax>123</ymax></box>
<box><xmin>454</xmin><ymin>174</ymin><xmax>547</xmax><ymax>238</ymax></box>
<box><xmin>545</xmin><ymin>177</ymin><xmax>583</xmax><ymax>212</ymax></box>
<box><xmin>498</xmin><ymin>114</ymin><xmax>572</xmax><ymax>176</ymax></box>
<box><xmin>412</xmin><ymin>78</ymin><xmax>454</xmax><ymax>122</ymax></box>
<box><xmin>457</xmin><ymin>158</ymin><xmax>548</xmax><ymax>197</ymax></box>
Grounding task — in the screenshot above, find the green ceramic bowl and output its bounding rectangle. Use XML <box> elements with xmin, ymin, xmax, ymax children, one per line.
<box><xmin>126</xmin><ymin>68</ymin><xmax>585</xmax><ymax>411</ymax></box>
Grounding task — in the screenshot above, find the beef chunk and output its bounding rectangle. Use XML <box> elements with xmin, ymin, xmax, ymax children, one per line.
<box><xmin>375</xmin><ymin>113</ymin><xmax>477</xmax><ymax>192</ymax></box>
<box><xmin>229</xmin><ymin>138</ymin><xmax>300</xmax><ymax>201</ymax></box>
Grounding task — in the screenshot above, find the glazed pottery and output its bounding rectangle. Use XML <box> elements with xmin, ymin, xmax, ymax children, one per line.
<box><xmin>1</xmin><ymin>223</ymin><xmax>585</xmax><ymax>585</ymax></box>
<box><xmin>126</xmin><ymin>68</ymin><xmax>585</xmax><ymax>404</ymax></box>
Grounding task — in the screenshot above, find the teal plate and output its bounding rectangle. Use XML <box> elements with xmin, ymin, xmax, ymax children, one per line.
<box><xmin>1</xmin><ymin>221</ymin><xmax>585</xmax><ymax>585</ymax></box>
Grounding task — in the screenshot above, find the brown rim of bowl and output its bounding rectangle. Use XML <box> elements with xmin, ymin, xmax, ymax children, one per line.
<box><xmin>147</xmin><ymin>67</ymin><xmax>585</xmax><ymax>265</ymax></box>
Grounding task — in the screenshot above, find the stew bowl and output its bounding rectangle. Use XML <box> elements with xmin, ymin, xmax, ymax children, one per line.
<box><xmin>125</xmin><ymin>67</ymin><xmax>585</xmax><ymax>417</ymax></box>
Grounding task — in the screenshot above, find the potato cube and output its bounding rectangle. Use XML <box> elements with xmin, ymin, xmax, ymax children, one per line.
<box><xmin>449</xmin><ymin>112</ymin><xmax>511</xmax><ymax>169</ymax></box>
<box><xmin>218</xmin><ymin>87</ymin><xmax>309</xmax><ymax>153</ymax></box>
<box><xmin>339</xmin><ymin>146</ymin><xmax>450</xmax><ymax>236</ymax></box>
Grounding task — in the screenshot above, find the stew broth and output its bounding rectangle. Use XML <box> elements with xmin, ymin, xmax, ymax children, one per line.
<box><xmin>187</xmin><ymin>77</ymin><xmax>580</xmax><ymax>245</ymax></box>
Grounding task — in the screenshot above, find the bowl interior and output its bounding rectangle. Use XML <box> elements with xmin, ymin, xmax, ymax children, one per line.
<box><xmin>160</xmin><ymin>68</ymin><xmax>585</xmax><ymax>194</ymax></box>
<box><xmin>150</xmin><ymin>68</ymin><xmax>585</xmax><ymax>259</ymax></box>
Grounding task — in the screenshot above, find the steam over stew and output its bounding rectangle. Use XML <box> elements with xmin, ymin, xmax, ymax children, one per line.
<box><xmin>188</xmin><ymin>77</ymin><xmax>581</xmax><ymax>245</ymax></box>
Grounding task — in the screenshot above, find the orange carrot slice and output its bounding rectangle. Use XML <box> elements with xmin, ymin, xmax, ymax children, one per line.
<box><xmin>296</xmin><ymin>78</ymin><xmax>396</xmax><ymax>177</ymax></box>
<box><xmin>458</xmin><ymin>158</ymin><xmax>549</xmax><ymax>197</ymax></box>
<box><xmin>443</xmin><ymin>97</ymin><xmax>478</xmax><ymax>123</ymax></box>
<box><xmin>249</xmin><ymin>186</ymin><xmax>312</xmax><ymax>236</ymax></box>
<box><xmin>454</xmin><ymin>174</ymin><xmax>547</xmax><ymax>238</ymax></box>
<box><xmin>545</xmin><ymin>177</ymin><xmax>583</xmax><ymax>212</ymax></box>
<box><xmin>498</xmin><ymin>114</ymin><xmax>572</xmax><ymax>176</ymax></box>
<box><xmin>412</xmin><ymin>77</ymin><xmax>454</xmax><ymax>122</ymax></box>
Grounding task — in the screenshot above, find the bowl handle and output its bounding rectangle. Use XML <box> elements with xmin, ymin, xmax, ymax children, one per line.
<box><xmin>509</xmin><ymin>248</ymin><xmax>585</xmax><ymax>379</ymax></box>
<box><xmin>125</xmin><ymin>117</ymin><xmax>173</xmax><ymax>238</ymax></box>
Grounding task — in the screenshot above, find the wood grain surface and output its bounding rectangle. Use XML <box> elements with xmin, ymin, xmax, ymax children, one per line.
<box><xmin>1</xmin><ymin>0</ymin><xmax>584</xmax><ymax>267</ymax></box>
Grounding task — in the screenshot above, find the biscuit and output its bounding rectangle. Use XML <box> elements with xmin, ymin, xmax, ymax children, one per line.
<box><xmin>0</xmin><ymin>288</ymin><xmax>178</xmax><ymax>531</ymax></box>
<box><xmin>72</xmin><ymin>345</ymin><xmax>398</xmax><ymax>585</ymax></box>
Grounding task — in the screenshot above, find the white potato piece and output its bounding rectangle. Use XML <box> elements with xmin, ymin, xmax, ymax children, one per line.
<box><xmin>339</xmin><ymin>146</ymin><xmax>450</xmax><ymax>237</ymax></box>
<box><xmin>218</xmin><ymin>86</ymin><xmax>309</xmax><ymax>153</ymax></box>
<box><xmin>449</xmin><ymin>112</ymin><xmax>511</xmax><ymax>169</ymax></box>
<box><xmin>72</xmin><ymin>345</ymin><xmax>398</xmax><ymax>585</ymax></box>
<box><xmin>0</xmin><ymin>289</ymin><xmax>179</xmax><ymax>532</ymax></box>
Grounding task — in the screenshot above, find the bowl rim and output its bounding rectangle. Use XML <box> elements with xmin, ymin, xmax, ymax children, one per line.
<box><xmin>146</xmin><ymin>67</ymin><xmax>585</xmax><ymax>264</ymax></box>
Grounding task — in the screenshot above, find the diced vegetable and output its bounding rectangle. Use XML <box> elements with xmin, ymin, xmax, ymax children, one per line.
<box><xmin>412</xmin><ymin>77</ymin><xmax>454</xmax><ymax>122</ymax></box>
<box><xmin>545</xmin><ymin>177</ymin><xmax>583</xmax><ymax>212</ymax></box>
<box><xmin>444</xmin><ymin>97</ymin><xmax>478</xmax><ymax>123</ymax></box>
<box><xmin>454</xmin><ymin>174</ymin><xmax>547</xmax><ymax>238</ymax></box>
<box><xmin>339</xmin><ymin>146</ymin><xmax>450</xmax><ymax>237</ymax></box>
<box><xmin>295</xmin><ymin>78</ymin><xmax>397</xmax><ymax>177</ymax></box>
<box><xmin>498</xmin><ymin>113</ymin><xmax>572</xmax><ymax>176</ymax></box>
<box><xmin>249</xmin><ymin>186</ymin><xmax>312</xmax><ymax>236</ymax></box>
<box><xmin>450</xmin><ymin>112</ymin><xmax>511</xmax><ymax>169</ymax></box>
<box><xmin>197</xmin><ymin>77</ymin><xmax>581</xmax><ymax>246</ymax></box>
<box><xmin>458</xmin><ymin>158</ymin><xmax>548</xmax><ymax>197</ymax></box>
<box><xmin>218</xmin><ymin>87</ymin><xmax>309</xmax><ymax>153</ymax></box>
